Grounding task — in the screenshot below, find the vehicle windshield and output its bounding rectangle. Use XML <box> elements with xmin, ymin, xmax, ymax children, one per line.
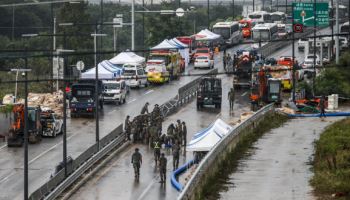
<box><xmin>305</xmin><ymin>61</ymin><xmax>313</xmax><ymax>64</ymax></box>
<box><xmin>146</xmin><ymin>65</ymin><xmax>164</xmax><ymax>72</ymax></box>
<box><xmin>271</xmin><ymin>14</ymin><xmax>282</xmax><ymax>22</ymax></box>
<box><xmin>307</xmin><ymin>55</ymin><xmax>317</xmax><ymax>59</ymax></box>
<box><xmin>278</xmin><ymin>28</ymin><xmax>286</xmax><ymax>33</ymax></box>
<box><xmin>213</xmin><ymin>27</ymin><xmax>230</xmax><ymax>39</ymax></box>
<box><xmin>123</xmin><ymin>70</ymin><xmax>136</xmax><ymax>76</ymax></box>
<box><xmin>269</xmin><ymin>82</ymin><xmax>280</xmax><ymax>93</ymax></box>
<box><xmin>253</xmin><ymin>30</ymin><xmax>270</xmax><ymax>41</ymax></box>
<box><xmin>200</xmin><ymin>79</ymin><xmax>221</xmax><ymax>92</ymax></box>
<box><xmin>249</xmin><ymin>14</ymin><xmax>262</xmax><ymax>19</ymax></box>
<box><xmin>104</xmin><ymin>83</ymin><xmax>120</xmax><ymax>90</ymax></box>
<box><xmin>196</xmin><ymin>49</ymin><xmax>209</xmax><ymax>53</ymax></box>
<box><xmin>197</xmin><ymin>56</ymin><xmax>208</xmax><ymax>60</ymax></box>
<box><xmin>340</xmin><ymin>25</ymin><xmax>349</xmax><ymax>33</ymax></box>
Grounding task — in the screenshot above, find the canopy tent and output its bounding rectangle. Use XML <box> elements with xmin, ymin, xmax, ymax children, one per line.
<box><xmin>187</xmin><ymin>119</ymin><xmax>232</xmax><ymax>152</ymax></box>
<box><xmin>169</xmin><ymin>38</ymin><xmax>190</xmax><ymax>66</ymax></box>
<box><xmin>194</xmin><ymin>29</ymin><xmax>221</xmax><ymax>41</ymax></box>
<box><xmin>150</xmin><ymin>39</ymin><xmax>182</xmax><ymax>50</ymax></box>
<box><xmin>109</xmin><ymin>52</ymin><xmax>145</xmax><ymax>66</ymax></box>
<box><xmin>81</xmin><ymin>60</ymin><xmax>123</xmax><ymax>79</ymax></box>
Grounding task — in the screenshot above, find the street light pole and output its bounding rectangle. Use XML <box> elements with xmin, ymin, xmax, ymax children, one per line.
<box><xmin>131</xmin><ymin>0</ymin><xmax>135</xmax><ymax>50</ymax></box>
<box><xmin>232</xmin><ymin>0</ymin><xmax>235</xmax><ymax>19</ymax></box>
<box><xmin>207</xmin><ymin>0</ymin><xmax>210</xmax><ymax>29</ymax></box>
<box><xmin>24</xmin><ymin>53</ymin><xmax>29</xmax><ymax>200</ymax></box>
<box><xmin>312</xmin><ymin>0</ymin><xmax>316</xmax><ymax>96</ymax></box>
<box><xmin>292</xmin><ymin>4</ymin><xmax>296</xmax><ymax>103</ymax></box>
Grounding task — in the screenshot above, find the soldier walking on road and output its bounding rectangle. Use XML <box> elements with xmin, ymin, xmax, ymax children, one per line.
<box><xmin>153</xmin><ymin>139</ymin><xmax>161</xmax><ymax>166</ymax></box>
<box><xmin>182</xmin><ymin>122</ymin><xmax>187</xmax><ymax>152</ymax></box>
<box><xmin>172</xmin><ymin>142</ymin><xmax>180</xmax><ymax>170</ymax></box>
<box><xmin>141</xmin><ymin>102</ymin><xmax>149</xmax><ymax>114</ymax></box>
<box><xmin>131</xmin><ymin>148</ymin><xmax>142</xmax><ymax>179</ymax></box>
<box><xmin>319</xmin><ymin>95</ymin><xmax>326</xmax><ymax>119</ymax></box>
<box><xmin>228</xmin><ymin>88</ymin><xmax>235</xmax><ymax>111</ymax></box>
<box><xmin>125</xmin><ymin>115</ymin><xmax>131</xmax><ymax>140</ymax></box>
<box><xmin>176</xmin><ymin>120</ymin><xmax>183</xmax><ymax>143</ymax></box>
<box><xmin>159</xmin><ymin>153</ymin><xmax>167</xmax><ymax>183</ymax></box>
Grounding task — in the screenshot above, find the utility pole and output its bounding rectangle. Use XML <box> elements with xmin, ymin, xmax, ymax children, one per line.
<box><xmin>285</xmin><ymin>0</ymin><xmax>287</xmax><ymax>13</ymax></box>
<box><xmin>331</xmin><ymin>0</ymin><xmax>334</xmax><ymax>59</ymax></box>
<box><xmin>292</xmin><ymin>4</ymin><xmax>296</xmax><ymax>102</ymax></box>
<box><xmin>62</xmin><ymin>32</ymin><xmax>67</xmax><ymax>177</ymax></box>
<box><xmin>24</xmin><ymin>50</ymin><xmax>29</xmax><ymax>200</ymax></box>
<box><xmin>207</xmin><ymin>0</ymin><xmax>210</xmax><ymax>29</ymax></box>
<box><xmin>132</xmin><ymin>0</ymin><xmax>135</xmax><ymax>50</ymax></box>
<box><xmin>253</xmin><ymin>0</ymin><xmax>255</xmax><ymax>12</ymax></box>
<box><xmin>142</xmin><ymin>0</ymin><xmax>145</xmax><ymax>54</ymax></box>
<box><xmin>335</xmin><ymin>0</ymin><xmax>339</xmax><ymax>64</ymax></box>
<box><xmin>232</xmin><ymin>0</ymin><xmax>235</xmax><ymax>19</ymax></box>
<box><xmin>312</xmin><ymin>0</ymin><xmax>316</xmax><ymax>96</ymax></box>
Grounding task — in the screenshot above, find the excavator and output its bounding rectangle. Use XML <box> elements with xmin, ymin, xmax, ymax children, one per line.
<box><xmin>250</xmin><ymin>66</ymin><xmax>282</xmax><ymax>111</ymax></box>
<box><xmin>7</xmin><ymin>104</ymin><xmax>42</xmax><ymax>147</ymax></box>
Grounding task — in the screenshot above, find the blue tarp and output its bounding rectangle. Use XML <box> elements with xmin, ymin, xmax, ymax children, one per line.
<box><xmin>288</xmin><ymin>112</ymin><xmax>350</xmax><ymax>117</ymax></box>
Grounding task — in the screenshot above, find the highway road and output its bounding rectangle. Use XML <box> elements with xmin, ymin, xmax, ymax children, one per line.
<box><xmin>0</xmin><ymin>43</ymin><xmax>251</xmax><ymax>199</ymax></box>
<box><xmin>0</xmin><ymin>26</ymin><xmax>332</xmax><ymax>199</ymax></box>
<box><xmin>69</xmin><ymin>59</ymin><xmax>252</xmax><ymax>200</ymax></box>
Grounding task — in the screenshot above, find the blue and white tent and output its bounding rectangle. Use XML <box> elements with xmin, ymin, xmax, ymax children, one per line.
<box><xmin>187</xmin><ymin>119</ymin><xmax>232</xmax><ymax>152</ymax></box>
<box><xmin>81</xmin><ymin>60</ymin><xmax>123</xmax><ymax>79</ymax></box>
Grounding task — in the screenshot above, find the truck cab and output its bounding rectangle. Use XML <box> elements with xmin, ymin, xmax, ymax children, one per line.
<box><xmin>70</xmin><ymin>82</ymin><xmax>103</xmax><ymax>118</ymax></box>
<box><xmin>102</xmin><ymin>80</ymin><xmax>129</xmax><ymax>105</ymax></box>
<box><xmin>197</xmin><ymin>77</ymin><xmax>222</xmax><ymax>109</ymax></box>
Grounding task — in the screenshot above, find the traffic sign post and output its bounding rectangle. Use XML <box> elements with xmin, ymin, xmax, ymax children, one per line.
<box><xmin>293</xmin><ymin>2</ymin><xmax>329</xmax><ymax>27</ymax></box>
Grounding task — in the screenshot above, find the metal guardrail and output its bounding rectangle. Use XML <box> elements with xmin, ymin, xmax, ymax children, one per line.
<box><xmin>29</xmin><ymin>124</ymin><xmax>124</xmax><ymax>200</ymax></box>
<box><xmin>177</xmin><ymin>104</ymin><xmax>274</xmax><ymax>200</ymax></box>
<box><xmin>28</xmin><ymin>68</ymin><xmax>219</xmax><ymax>200</ymax></box>
<box><xmin>259</xmin><ymin>28</ymin><xmax>314</xmax><ymax>57</ymax></box>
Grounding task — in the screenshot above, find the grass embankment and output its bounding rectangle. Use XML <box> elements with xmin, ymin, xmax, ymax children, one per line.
<box><xmin>199</xmin><ymin>113</ymin><xmax>288</xmax><ymax>200</ymax></box>
<box><xmin>311</xmin><ymin>118</ymin><xmax>350</xmax><ymax>199</ymax></box>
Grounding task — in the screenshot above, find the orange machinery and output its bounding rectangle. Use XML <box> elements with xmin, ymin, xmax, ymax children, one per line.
<box><xmin>7</xmin><ymin>104</ymin><xmax>42</xmax><ymax>147</ymax></box>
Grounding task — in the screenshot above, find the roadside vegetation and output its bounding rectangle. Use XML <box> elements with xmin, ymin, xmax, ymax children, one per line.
<box><xmin>311</xmin><ymin>118</ymin><xmax>350</xmax><ymax>199</ymax></box>
<box><xmin>298</xmin><ymin>50</ymin><xmax>350</xmax><ymax>98</ymax></box>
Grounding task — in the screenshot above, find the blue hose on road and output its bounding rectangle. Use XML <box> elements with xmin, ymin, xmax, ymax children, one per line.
<box><xmin>171</xmin><ymin>159</ymin><xmax>195</xmax><ymax>192</ymax></box>
<box><xmin>288</xmin><ymin>112</ymin><xmax>350</xmax><ymax>118</ymax></box>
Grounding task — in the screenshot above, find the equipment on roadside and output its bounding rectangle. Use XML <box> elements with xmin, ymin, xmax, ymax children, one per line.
<box><xmin>250</xmin><ymin>67</ymin><xmax>282</xmax><ymax>111</ymax></box>
<box><xmin>7</xmin><ymin>104</ymin><xmax>42</xmax><ymax>147</ymax></box>
<box><xmin>40</xmin><ymin>109</ymin><xmax>63</xmax><ymax>137</ymax></box>
<box><xmin>197</xmin><ymin>77</ymin><xmax>222</xmax><ymax>109</ymax></box>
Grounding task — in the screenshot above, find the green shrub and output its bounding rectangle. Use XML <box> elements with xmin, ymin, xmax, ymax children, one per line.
<box><xmin>311</xmin><ymin>118</ymin><xmax>350</xmax><ymax>198</ymax></box>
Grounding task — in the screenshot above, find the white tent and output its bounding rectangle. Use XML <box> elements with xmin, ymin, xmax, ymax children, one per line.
<box><xmin>194</xmin><ymin>29</ymin><xmax>221</xmax><ymax>41</ymax></box>
<box><xmin>186</xmin><ymin>119</ymin><xmax>232</xmax><ymax>152</ymax></box>
<box><xmin>81</xmin><ymin>60</ymin><xmax>123</xmax><ymax>79</ymax></box>
<box><xmin>81</xmin><ymin>65</ymin><xmax>115</xmax><ymax>79</ymax></box>
<box><xmin>150</xmin><ymin>39</ymin><xmax>181</xmax><ymax>50</ymax></box>
<box><xmin>109</xmin><ymin>52</ymin><xmax>145</xmax><ymax>66</ymax></box>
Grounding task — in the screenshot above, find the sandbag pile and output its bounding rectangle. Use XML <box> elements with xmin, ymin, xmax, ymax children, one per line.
<box><xmin>17</xmin><ymin>91</ymin><xmax>64</xmax><ymax>117</ymax></box>
<box><xmin>277</xmin><ymin>107</ymin><xmax>296</xmax><ymax>114</ymax></box>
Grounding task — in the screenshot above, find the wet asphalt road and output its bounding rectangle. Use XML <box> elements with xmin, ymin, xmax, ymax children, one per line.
<box><xmin>69</xmin><ymin>67</ymin><xmax>251</xmax><ymax>200</ymax></box>
<box><xmin>0</xmin><ymin>26</ymin><xmax>332</xmax><ymax>199</ymax></box>
<box><xmin>218</xmin><ymin>117</ymin><xmax>344</xmax><ymax>200</ymax></box>
<box><xmin>0</xmin><ymin>42</ymin><xmax>250</xmax><ymax>199</ymax></box>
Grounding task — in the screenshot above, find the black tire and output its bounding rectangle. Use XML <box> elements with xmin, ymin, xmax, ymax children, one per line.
<box><xmin>52</xmin><ymin>128</ymin><xmax>57</xmax><ymax>137</ymax></box>
<box><xmin>123</xmin><ymin>97</ymin><xmax>126</xmax><ymax>104</ymax></box>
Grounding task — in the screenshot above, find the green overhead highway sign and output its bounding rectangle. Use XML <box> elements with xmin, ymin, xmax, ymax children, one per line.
<box><xmin>293</xmin><ymin>2</ymin><xmax>329</xmax><ymax>27</ymax></box>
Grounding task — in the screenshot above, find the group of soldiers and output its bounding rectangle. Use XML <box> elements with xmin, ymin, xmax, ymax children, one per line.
<box><xmin>124</xmin><ymin>102</ymin><xmax>163</xmax><ymax>146</ymax></box>
<box><xmin>128</xmin><ymin>102</ymin><xmax>188</xmax><ymax>183</ymax></box>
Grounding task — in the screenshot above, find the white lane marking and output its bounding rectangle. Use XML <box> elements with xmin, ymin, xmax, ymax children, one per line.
<box><xmin>143</xmin><ymin>90</ymin><xmax>154</xmax><ymax>95</ymax></box>
<box><xmin>127</xmin><ymin>99</ymin><xmax>136</xmax><ymax>104</ymax></box>
<box><xmin>29</xmin><ymin>133</ymin><xmax>77</xmax><ymax>165</ymax></box>
<box><xmin>0</xmin><ymin>133</ymin><xmax>78</xmax><ymax>184</ymax></box>
<box><xmin>0</xmin><ymin>144</ymin><xmax>7</xmax><ymax>151</ymax></box>
<box><xmin>136</xmin><ymin>157</ymin><xmax>174</xmax><ymax>200</ymax></box>
<box><xmin>241</xmin><ymin>92</ymin><xmax>248</xmax><ymax>97</ymax></box>
<box><xmin>109</xmin><ymin>110</ymin><xmax>116</xmax><ymax>114</ymax></box>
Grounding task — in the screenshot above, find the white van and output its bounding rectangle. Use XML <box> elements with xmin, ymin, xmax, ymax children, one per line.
<box><xmin>102</xmin><ymin>80</ymin><xmax>129</xmax><ymax>105</ymax></box>
<box><xmin>122</xmin><ymin>63</ymin><xmax>148</xmax><ymax>88</ymax></box>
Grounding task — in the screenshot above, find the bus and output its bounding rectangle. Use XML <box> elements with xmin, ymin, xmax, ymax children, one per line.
<box><xmin>270</xmin><ymin>11</ymin><xmax>286</xmax><ymax>24</ymax></box>
<box><xmin>251</xmin><ymin>23</ymin><xmax>278</xmax><ymax>48</ymax></box>
<box><xmin>239</xmin><ymin>19</ymin><xmax>255</xmax><ymax>38</ymax></box>
<box><xmin>248</xmin><ymin>11</ymin><xmax>271</xmax><ymax>24</ymax></box>
<box><xmin>212</xmin><ymin>21</ymin><xmax>242</xmax><ymax>46</ymax></box>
